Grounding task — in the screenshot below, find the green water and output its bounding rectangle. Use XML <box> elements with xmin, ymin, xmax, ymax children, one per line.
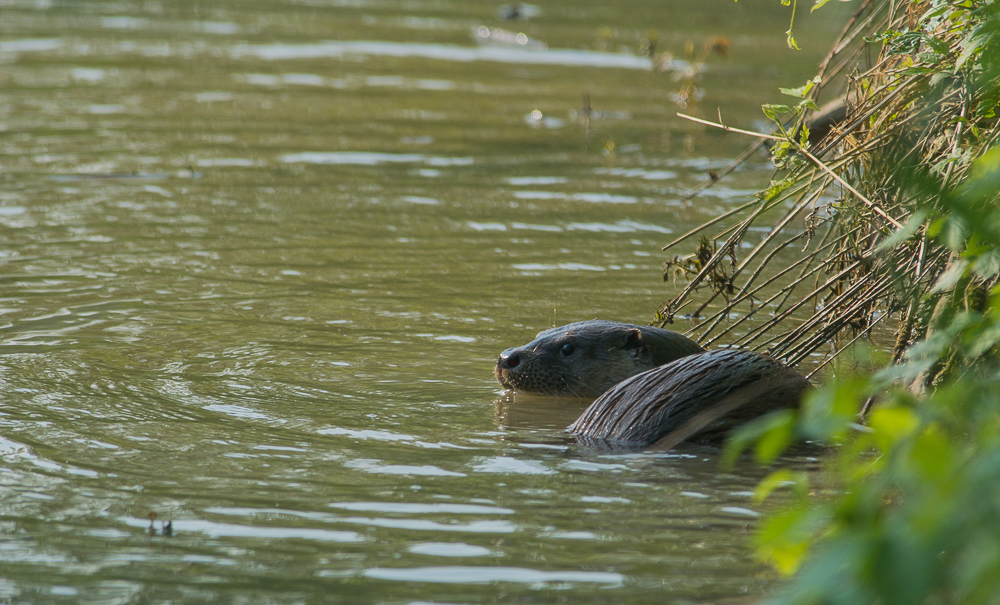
<box><xmin>0</xmin><ymin>1</ymin><xmax>846</xmax><ymax>602</ymax></box>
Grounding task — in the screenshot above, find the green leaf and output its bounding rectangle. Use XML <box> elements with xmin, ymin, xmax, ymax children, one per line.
<box><xmin>941</xmin><ymin>215</ymin><xmax>970</xmax><ymax>251</ymax></box>
<box><xmin>798</xmin><ymin>124</ymin><xmax>811</xmax><ymax>147</ymax></box>
<box><xmin>753</xmin><ymin>468</ymin><xmax>808</xmax><ymax>504</ymax></box>
<box><xmin>908</xmin><ymin>423</ymin><xmax>953</xmax><ymax>483</ymax></box>
<box><xmin>780</xmin><ymin>76</ymin><xmax>822</xmax><ymax>98</ymax></box>
<box><xmin>753</xmin><ymin>506</ymin><xmax>831</xmax><ymax>576</ymax></box>
<box><xmin>877</xmin><ymin>210</ymin><xmax>928</xmax><ymax>252</ymax></box>
<box><xmin>926</xmin><ymin>216</ymin><xmax>946</xmax><ymax>238</ymax></box>
<box><xmin>721</xmin><ymin>409</ymin><xmax>797</xmax><ymax>470</ymax></box>
<box><xmin>755</xmin><ymin>411</ymin><xmax>796</xmax><ymax>465</ymax></box>
<box><xmin>758</xmin><ymin>176</ymin><xmax>794</xmax><ymax>201</ymax></box>
<box><xmin>811</xmin><ymin>0</ymin><xmax>834</xmax><ymax>12</ymax></box>
<box><xmin>797</xmin><ymin>98</ymin><xmax>820</xmax><ymax>112</ymax></box>
<box><xmin>925</xmin><ymin>35</ymin><xmax>950</xmax><ymax>55</ymax></box>
<box><xmin>786</xmin><ymin>29</ymin><xmax>800</xmax><ymax>50</ymax></box>
<box><xmin>868</xmin><ymin>406</ymin><xmax>920</xmax><ymax>452</ymax></box>
<box><xmin>800</xmin><ymin>377</ymin><xmax>867</xmax><ymax>441</ymax></box>
<box><xmin>972</xmin><ymin>248</ymin><xmax>1000</xmax><ymax>279</ymax></box>
<box><xmin>956</xmin><ymin>33</ymin><xmax>986</xmax><ymax>70</ymax></box>
<box><xmin>958</xmin><ymin>146</ymin><xmax>1000</xmax><ymax>204</ymax></box>
<box><xmin>919</xmin><ymin>4</ymin><xmax>951</xmax><ymax>22</ymax></box>
<box><xmin>931</xmin><ymin>259</ymin><xmax>970</xmax><ymax>293</ymax></box>
<box><xmin>779</xmin><ymin>86</ymin><xmax>807</xmax><ymax>98</ymax></box>
<box><xmin>965</xmin><ymin>320</ymin><xmax>1000</xmax><ymax>359</ymax></box>
<box><xmin>762</xmin><ymin>104</ymin><xmax>794</xmax><ymax>122</ymax></box>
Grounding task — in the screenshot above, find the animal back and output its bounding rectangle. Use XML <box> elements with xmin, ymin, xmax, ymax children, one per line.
<box><xmin>566</xmin><ymin>349</ymin><xmax>809</xmax><ymax>446</ymax></box>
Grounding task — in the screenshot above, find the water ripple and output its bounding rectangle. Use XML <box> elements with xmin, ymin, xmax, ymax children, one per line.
<box><xmin>232</xmin><ymin>40</ymin><xmax>655</xmax><ymax>70</ymax></box>
<box><xmin>117</xmin><ymin>517</ymin><xmax>366</xmax><ymax>542</ymax></box>
<box><xmin>361</xmin><ymin>565</ymin><xmax>624</xmax><ymax>584</ymax></box>
<box><xmin>328</xmin><ymin>502</ymin><xmax>513</xmax><ymax>515</ymax></box>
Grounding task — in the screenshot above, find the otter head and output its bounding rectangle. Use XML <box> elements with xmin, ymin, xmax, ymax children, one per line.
<box><xmin>494</xmin><ymin>320</ymin><xmax>681</xmax><ymax>398</ymax></box>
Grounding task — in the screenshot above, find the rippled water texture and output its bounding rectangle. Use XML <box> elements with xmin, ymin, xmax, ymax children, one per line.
<box><xmin>0</xmin><ymin>1</ymin><xmax>846</xmax><ymax>602</ymax></box>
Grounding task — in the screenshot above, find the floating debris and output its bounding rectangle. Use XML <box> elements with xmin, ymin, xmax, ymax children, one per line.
<box><xmin>472</xmin><ymin>26</ymin><xmax>547</xmax><ymax>50</ymax></box>
<box><xmin>147</xmin><ymin>512</ymin><xmax>174</xmax><ymax>537</ymax></box>
<box><xmin>496</xmin><ymin>3</ymin><xmax>542</xmax><ymax>21</ymax></box>
<box><xmin>524</xmin><ymin>109</ymin><xmax>564</xmax><ymax>129</ymax></box>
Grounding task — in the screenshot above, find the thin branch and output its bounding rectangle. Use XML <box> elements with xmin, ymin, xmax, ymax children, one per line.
<box><xmin>676</xmin><ymin>112</ymin><xmax>904</xmax><ymax>230</ymax></box>
<box><xmin>676</xmin><ymin>113</ymin><xmax>783</xmax><ymax>140</ymax></box>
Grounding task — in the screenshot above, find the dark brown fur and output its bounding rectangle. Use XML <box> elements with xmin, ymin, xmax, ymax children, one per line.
<box><xmin>495</xmin><ymin>320</ymin><xmax>704</xmax><ymax>398</ymax></box>
<box><xmin>566</xmin><ymin>349</ymin><xmax>811</xmax><ymax>447</ymax></box>
<box><xmin>805</xmin><ymin>96</ymin><xmax>848</xmax><ymax>146</ymax></box>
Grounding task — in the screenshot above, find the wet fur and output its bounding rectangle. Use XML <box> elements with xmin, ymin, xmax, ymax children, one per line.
<box><xmin>566</xmin><ymin>349</ymin><xmax>811</xmax><ymax>447</ymax></box>
<box><xmin>495</xmin><ymin>320</ymin><xmax>704</xmax><ymax>398</ymax></box>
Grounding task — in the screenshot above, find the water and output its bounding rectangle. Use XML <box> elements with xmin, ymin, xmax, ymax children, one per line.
<box><xmin>0</xmin><ymin>1</ymin><xmax>846</xmax><ymax>602</ymax></box>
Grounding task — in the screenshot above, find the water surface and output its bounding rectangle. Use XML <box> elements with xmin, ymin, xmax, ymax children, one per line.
<box><xmin>0</xmin><ymin>1</ymin><xmax>846</xmax><ymax>602</ymax></box>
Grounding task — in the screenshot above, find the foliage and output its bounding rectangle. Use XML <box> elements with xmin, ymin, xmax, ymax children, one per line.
<box><xmin>735</xmin><ymin>0</ymin><xmax>812</xmax><ymax>50</ymax></box>
<box><xmin>663</xmin><ymin>0</ymin><xmax>1000</xmax><ymax>602</ymax></box>
<box><xmin>713</xmin><ymin>1</ymin><xmax>1000</xmax><ymax>603</ymax></box>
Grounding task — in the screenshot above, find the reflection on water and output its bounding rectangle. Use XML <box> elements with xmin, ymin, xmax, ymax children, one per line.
<box><xmin>0</xmin><ymin>0</ymin><xmax>842</xmax><ymax>602</ymax></box>
<box><xmin>232</xmin><ymin>40</ymin><xmax>662</xmax><ymax>70</ymax></box>
<box><xmin>281</xmin><ymin>151</ymin><xmax>474</xmax><ymax>165</ymax></box>
<box><xmin>493</xmin><ymin>392</ymin><xmax>589</xmax><ymax>431</ymax></box>
<box><xmin>362</xmin><ymin>565</ymin><xmax>626</xmax><ymax>584</ymax></box>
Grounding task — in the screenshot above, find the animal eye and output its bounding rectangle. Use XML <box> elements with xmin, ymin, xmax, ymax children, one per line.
<box><xmin>560</xmin><ymin>343</ymin><xmax>575</xmax><ymax>356</ymax></box>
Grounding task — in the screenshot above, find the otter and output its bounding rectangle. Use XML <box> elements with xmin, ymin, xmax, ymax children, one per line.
<box><xmin>567</xmin><ymin>348</ymin><xmax>811</xmax><ymax>448</ymax></box>
<box><xmin>494</xmin><ymin>320</ymin><xmax>704</xmax><ymax>398</ymax></box>
<box><xmin>805</xmin><ymin>96</ymin><xmax>848</xmax><ymax>147</ymax></box>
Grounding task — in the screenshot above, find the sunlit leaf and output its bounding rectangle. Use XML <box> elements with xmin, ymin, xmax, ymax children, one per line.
<box><xmin>971</xmin><ymin>248</ymin><xmax>1000</xmax><ymax>279</ymax></box>
<box><xmin>780</xmin><ymin>77</ymin><xmax>821</xmax><ymax>98</ymax></box>
<box><xmin>797</xmin><ymin>98</ymin><xmax>819</xmax><ymax>112</ymax></box>
<box><xmin>932</xmin><ymin>258</ymin><xmax>969</xmax><ymax>292</ymax></box>
<box><xmin>868</xmin><ymin>406</ymin><xmax>919</xmax><ymax>452</ymax></box>
<box><xmin>877</xmin><ymin>211</ymin><xmax>928</xmax><ymax>252</ymax></box>
<box><xmin>754</xmin><ymin>506</ymin><xmax>833</xmax><ymax>576</ymax></box>
<box><xmin>722</xmin><ymin>409</ymin><xmax>797</xmax><ymax>470</ymax></box>
<box><xmin>965</xmin><ymin>321</ymin><xmax>1000</xmax><ymax>358</ymax></box>
<box><xmin>786</xmin><ymin>29</ymin><xmax>800</xmax><ymax>50</ymax></box>
<box><xmin>755</xmin><ymin>412</ymin><xmax>795</xmax><ymax>465</ymax></box>
<box><xmin>798</xmin><ymin>124</ymin><xmax>811</xmax><ymax>147</ymax></box>
<box><xmin>717</xmin><ymin>5</ymin><xmax>1000</xmax><ymax>604</ymax></box>
<box><xmin>926</xmin><ymin>216</ymin><xmax>946</xmax><ymax>238</ymax></box>
<box><xmin>762</xmin><ymin>104</ymin><xmax>794</xmax><ymax>122</ymax></box>
<box><xmin>763</xmin><ymin>534</ymin><xmax>810</xmax><ymax>576</ymax></box>
<box><xmin>800</xmin><ymin>378</ymin><xmax>866</xmax><ymax>441</ymax></box>
<box><xmin>956</xmin><ymin>33</ymin><xmax>987</xmax><ymax>70</ymax></box>
<box><xmin>754</xmin><ymin>468</ymin><xmax>809</xmax><ymax>504</ymax></box>
<box><xmin>959</xmin><ymin>146</ymin><xmax>1000</xmax><ymax>205</ymax></box>
<box><xmin>758</xmin><ymin>176</ymin><xmax>794</xmax><ymax>201</ymax></box>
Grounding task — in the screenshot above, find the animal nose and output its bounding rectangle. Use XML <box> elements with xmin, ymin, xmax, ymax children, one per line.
<box><xmin>498</xmin><ymin>348</ymin><xmax>521</xmax><ymax>369</ymax></box>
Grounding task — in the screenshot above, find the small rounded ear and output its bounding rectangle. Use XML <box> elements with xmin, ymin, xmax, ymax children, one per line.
<box><xmin>623</xmin><ymin>329</ymin><xmax>651</xmax><ymax>361</ymax></box>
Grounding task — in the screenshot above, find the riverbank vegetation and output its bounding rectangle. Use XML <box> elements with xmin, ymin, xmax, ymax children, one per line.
<box><xmin>662</xmin><ymin>1</ymin><xmax>1000</xmax><ymax>602</ymax></box>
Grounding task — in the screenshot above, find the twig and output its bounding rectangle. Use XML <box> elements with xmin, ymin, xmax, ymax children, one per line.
<box><xmin>675</xmin><ymin>112</ymin><xmax>904</xmax><ymax>229</ymax></box>
<box><xmin>676</xmin><ymin>113</ymin><xmax>783</xmax><ymax>140</ymax></box>
<box><xmin>661</xmin><ymin>198</ymin><xmax>762</xmax><ymax>252</ymax></box>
